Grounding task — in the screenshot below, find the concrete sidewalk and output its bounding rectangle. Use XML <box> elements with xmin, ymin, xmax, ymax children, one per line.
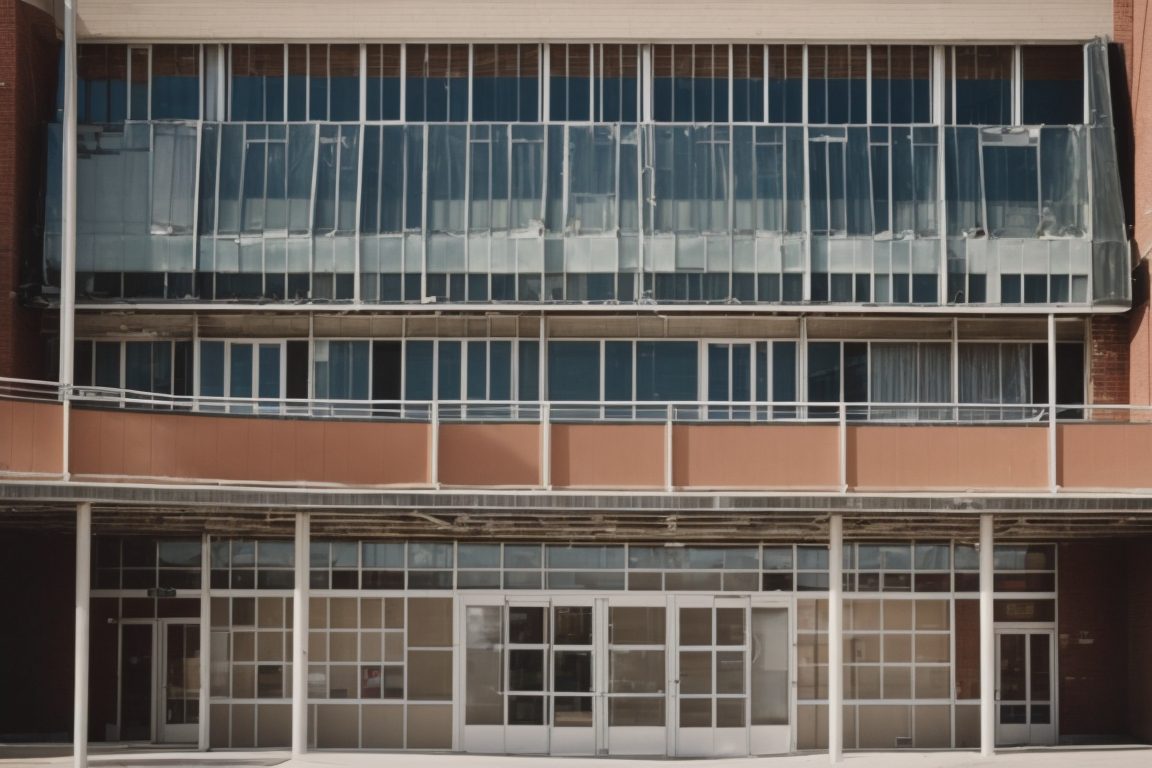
<box><xmin>2</xmin><ymin>746</ymin><xmax>1152</xmax><ymax>768</ymax></box>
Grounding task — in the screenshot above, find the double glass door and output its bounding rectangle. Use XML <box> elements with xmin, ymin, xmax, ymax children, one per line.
<box><xmin>118</xmin><ymin>619</ymin><xmax>201</xmax><ymax>743</ymax></box>
<box><xmin>461</xmin><ymin>595</ymin><xmax>790</xmax><ymax>757</ymax></box>
<box><xmin>996</xmin><ymin>629</ymin><xmax>1055</xmax><ymax>746</ymax></box>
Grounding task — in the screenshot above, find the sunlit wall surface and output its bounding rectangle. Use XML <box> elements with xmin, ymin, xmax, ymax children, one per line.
<box><xmin>43</xmin><ymin>41</ymin><xmax>1128</xmax><ymax>307</ymax></box>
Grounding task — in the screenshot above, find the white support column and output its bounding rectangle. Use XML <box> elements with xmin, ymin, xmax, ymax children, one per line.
<box><xmin>198</xmin><ymin>532</ymin><xmax>210</xmax><ymax>751</ymax></box>
<box><xmin>827</xmin><ymin>514</ymin><xmax>843</xmax><ymax>763</ymax></box>
<box><xmin>1048</xmin><ymin>314</ymin><xmax>1058</xmax><ymax>492</ymax></box>
<box><xmin>980</xmin><ymin>513</ymin><xmax>995</xmax><ymax>757</ymax></box>
<box><xmin>60</xmin><ymin>0</ymin><xmax>78</xmax><ymax>478</ymax></box>
<box><xmin>292</xmin><ymin>512</ymin><xmax>311</xmax><ymax>756</ymax></box>
<box><xmin>73</xmin><ymin>502</ymin><xmax>91</xmax><ymax>768</ymax></box>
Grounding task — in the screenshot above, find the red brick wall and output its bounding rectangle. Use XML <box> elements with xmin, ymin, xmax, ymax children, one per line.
<box><xmin>1128</xmin><ymin>537</ymin><xmax>1152</xmax><ymax>742</ymax></box>
<box><xmin>0</xmin><ymin>0</ymin><xmax>56</xmax><ymax>380</ymax></box>
<box><xmin>1090</xmin><ymin>315</ymin><xmax>1131</xmax><ymax>405</ymax></box>
<box><xmin>1058</xmin><ymin>541</ymin><xmax>1130</xmax><ymax>737</ymax></box>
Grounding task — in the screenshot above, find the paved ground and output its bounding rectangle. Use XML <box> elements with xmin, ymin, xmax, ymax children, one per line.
<box><xmin>2</xmin><ymin>746</ymin><xmax>1152</xmax><ymax>768</ymax></box>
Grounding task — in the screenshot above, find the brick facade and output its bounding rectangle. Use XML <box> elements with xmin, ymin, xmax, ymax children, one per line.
<box><xmin>0</xmin><ymin>0</ymin><xmax>56</xmax><ymax>380</ymax></box>
<box><xmin>1089</xmin><ymin>315</ymin><xmax>1131</xmax><ymax>405</ymax></box>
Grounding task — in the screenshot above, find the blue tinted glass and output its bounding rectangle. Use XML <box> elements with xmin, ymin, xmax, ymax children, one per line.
<box><xmin>636</xmin><ymin>342</ymin><xmax>698</xmax><ymax>401</ymax></box>
<box><xmin>518</xmin><ymin>341</ymin><xmax>540</xmax><ymax>400</ymax></box>
<box><xmin>807</xmin><ymin>342</ymin><xmax>840</xmax><ymax>402</ymax></box>
<box><xmin>328</xmin><ymin>341</ymin><xmax>369</xmax><ymax>400</ymax></box>
<box><xmin>604</xmin><ymin>341</ymin><xmax>633</xmax><ymax>401</ymax></box>
<box><xmin>258</xmin><ymin>345</ymin><xmax>281</xmax><ymax>398</ymax></box>
<box><xmin>490</xmin><ymin>342</ymin><xmax>512</xmax><ymax>400</ymax></box>
<box><xmin>548</xmin><ymin>341</ymin><xmax>601</xmax><ymax>401</ymax></box>
<box><xmin>438</xmin><ymin>341</ymin><xmax>462</xmax><ymax>400</ymax></box>
<box><xmin>773</xmin><ymin>342</ymin><xmax>797</xmax><ymax>401</ymax></box>
<box><xmin>708</xmin><ymin>344</ymin><xmax>729</xmax><ymax>401</ymax></box>
<box><xmin>199</xmin><ymin>341</ymin><xmax>224</xmax><ymax>397</ymax></box>
<box><xmin>229</xmin><ymin>344</ymin><xmax>253</xmax><ymax>398</ymax></box>
<box><xmin>124</xmin><ymin>342</ymin><xmax>153</xmax><ymax>392</ymax></box>
<box><xmin>466</xmin><ymin>341</ymin><xmax>487</xmax><ymax>400</ymax></box>
<box><xmin>405</xmin><ymin>341</ymin><xmax>434</xmax><ymax>399</ymax></box>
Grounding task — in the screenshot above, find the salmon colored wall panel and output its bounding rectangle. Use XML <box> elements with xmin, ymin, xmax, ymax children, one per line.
<box><xmin>0</xmin><ymin>400</ymin><xmax>63</xmax><ymax>475</ymax></box>
<box><xmin>672</xmin><ymin>424</ymin><xmax>839</xmax><ymax>489</ymax></box>
<box><xmin>1058</xmin><ymin>424</ymin><xmax>1152</xmax><ymax>489</ymax></box>
<box><xmin>551</xmin><ymin>424</ymin><xmax>665</xmax><ymax>489</ymax></box>
<box><xmin>69</xmin><ymin>409</ymin><xmax>432</xmax><ymax>487</ymax></box>
<box><xmin>438</xmin><ymin>423</ymin><xmax>541</xmax><ymax>487</ymax></box>
<box><xmin>848</xmin><ymin>425</ymin><xmax>1048</xmax><ymax>490</ymax></box>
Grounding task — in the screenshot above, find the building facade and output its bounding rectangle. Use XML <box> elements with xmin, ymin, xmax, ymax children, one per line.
<box><xmin>2</xmin><ymin>0</ymin><xmax>1152</xmax><ymax>759</ymax></box>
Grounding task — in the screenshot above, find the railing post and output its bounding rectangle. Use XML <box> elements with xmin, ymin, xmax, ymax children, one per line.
<box><xmin>430</xmin><ymin>401</ymin><xmax>440</xmax><ymax>489</ymax></box>
<box><xmin>540</xmin><ymin>402</ymin><xmax>551</xmax><ymax>490</ymax></box>
<box><xmin>838</xmin><ymin>401</ymin><xmax>848</xmax><ymax>493</ymax></box>
<box><xmin>664</xmin><ymin>403</ymin><xmax>673</xmax><ymax>492</ymax></box>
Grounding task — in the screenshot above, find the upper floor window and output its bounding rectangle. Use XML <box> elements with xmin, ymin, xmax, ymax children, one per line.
<box><xmin>406</xmin><ymin>43</ymin><xmax>469</xmax><ymax>122</ymax></box>
<box><xmin>472</xmin><ymin>44</ymin><xmax>540</xmax><ymax>122</ymax></box>
<box><xmin>288</xmin><ymin>44</ymin><xmax>361</xmax><ymax>121</ymax></box>
<box><xmin>231</xmin><ymin>44</ymin><xmax>285</xmax><ymax>121</ymax></box>
<box><xmin>946</xmin><ymin>45</ymin><xmax>1013</xmax><ymax>125</ymax></box>
<box><xmin>652</xmin><ymin>44</ymin><xmax>729</xmax><ymax>122</ymax></box>
<box><xmin>151</xmin><ymin>44</ymin><xmax>201</xmax><ymax>119</ymax></box>
<box><xmin>807</xmin><ymin>45</ymin><xmax>868</xmax><ymax>125</ymax></box>
<box><xmin>549</xmin><ymin>44</ymin><xmax>641</xmax><ymax>122</ymax></box>
<box><xmin>1022</xmin><ymin>45</ymin><xmax>1084</xmax><ymax>125</ymax></box>
<box><xmin>366</xmin><ymin>44</ymin><xmax>402</xmax><ymax>121</ymax></box>
<box><xmin>870</xmin><ymin>45</ymin><xmax>932</xmax><ymax>124</ymax></box>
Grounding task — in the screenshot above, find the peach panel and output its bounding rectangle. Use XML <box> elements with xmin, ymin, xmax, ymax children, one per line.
<box><xmin>438</xmin><ymin>423</ymin><xmax>541</xmax><ymax>487</ymax></box>
<box><xmin>70</xmin><ymin>409</ymin><xmax>430</xmax><ymax>486</ymax></box>
<box><xmin>0</xmin><ymin>399</ymin><xmax>64</xmax><ymax>475</ymax></box>
<box><xmin>1058</xmin><ymin>423</ymin><xmax>1152</xmax><ymax>489</ymax></box>
<box><xmin>672</xmin><ymin>424</ymin><xmax>840</xmax><ymax>489</ymax></box>
<box><xmin>848</xmin><ymin>425</ymin><xmax>1048</xmax><ymax>490</ymax></box>
<box><xmin>551</xmin><ymin>424</ymin><xmax>665</xmax><ymax>489</ymax></box>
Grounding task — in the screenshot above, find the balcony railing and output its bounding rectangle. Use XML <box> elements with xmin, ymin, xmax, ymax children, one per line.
<box><xmin>2</xmin><ymin>378</ymin><xmax>1149</xmax><ymax>492</ymax></box>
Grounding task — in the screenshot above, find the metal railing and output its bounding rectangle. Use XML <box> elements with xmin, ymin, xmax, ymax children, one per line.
<box><xmin>0</xmin><ymin>379</ymin><xmax>1133</xmax><ymax>424</ymax></box>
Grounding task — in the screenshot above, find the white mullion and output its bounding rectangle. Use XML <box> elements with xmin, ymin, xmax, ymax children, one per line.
<box><xmin>355</xmin><ymin>44</ymin><xmax>367</xmax><ymax>304</ymax></box>
<box><xmin>641</xmin><ymin>44</ymin><xmax>652</xmax><ymax>123</ymax></box>
<box><xmin>420</xmin><ymin>123</ymin><xmax>429</xmax><ymax>300</ymax></box>
<box><xmin>284</xmin><ymin>45</ymin><xmax>291</xmax><ymax>122</ymax></box>
<box><xmin>728</xmin><ymin>45</ymin><xmax>734</xmax><ymax>123</ymax></box>
<box><xmin>146</xmin><ymin>45</ymin><xmax>153</xmax><ymax>120</ymax></box>
<box><xmin>542</xmin><ymin>43</ymin><xmax>551</xmax><ymax>122</ymax></box>
<box><xmin>802</xmin><ymin>45</ymin><xmax>811</xmax><ymax>301</ymax></box>
<box><xmin>762</xmin><ymin>44</ymin><xmax>769</xmax><ymax>123</ymax></box>
<box><xmin>399</xmin><ymin>44</ymin><xmax>407</xmax><ymax>122</ymax></box>
<box><xmin>1012</xmin><ymin>45</ymin><xmax>1023</xmax><ymax>126</ymax></box>
<box><xmin>467</xmin><ymin>44</ymin><xmax>474</xmax><ymax>123</ymax></box>
<box><xmin>865</xmin><ymin>45</ymin><xmax>872</xmax><ymax>126</ymax></box>
<box><xmin>308</xmin><ymin>123</ymin><xmax>321</xmax><ymax>296</ymax></box>
<box><xmin>585</xmin><ymin>43</ymin><xmax>595</xmax><ymax>122</ymax></box>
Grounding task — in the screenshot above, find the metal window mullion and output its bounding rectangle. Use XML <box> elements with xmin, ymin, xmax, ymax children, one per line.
<box><xmin>354</xmin><ymin>44</ymin><xmax>367</xmax><ymax>304</ymax></box>
<box><xmin>936</xmin><ymin>46</ymin><xmax>949</xmax><ymax>305</ymax></box>
<box><xmin>590</xmin><ymin>43</ymin><xmax>596</xmax><ymax>122</ymax></box>
<box><xmin>308</xmin><ymin>123</ymin><xmax>320</xmax><ymax>293</ymax></box>
<box><xmin>421</xmin><ymin>124</ymin><xmax>429</xmax><ymax>300</ymax></box>
<box><xmin>399</xmin><ymin>44</ymin><xmax>407</xmax><ymax>122</ymax></box>
<box><xmin>865</xmin><ymin>45</ymin><xmax>873</xmax><ymax>126</ymax></box>
<box><xmin>641</xmin><ymin>44</ymin><xmax>652</xmax><ymax>123</ymax></box>
<box><xmin>284</xmin><ymin>45</ymin><xmax>291</xmax><ymax>123</ymax></box>
<box><xmin>802</xmin><ymin>46</ymin><xmax>811</xmax><ymax>301</ymax></box>
<box><xmin>1012</xmin><ymin>45</ymin><xmax>1023</xmax><ymax>126</ymax></box>
<box><xmin>467</xmin><ymin>44</ymin><xmax>474</xmax><ymax>123</ymax></box>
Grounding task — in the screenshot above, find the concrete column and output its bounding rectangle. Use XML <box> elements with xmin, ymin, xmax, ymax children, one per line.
<box><xmin>292</xmin><ymin>512</ymin><xmax>311</xmax><ymax>755</ymax></box>
<box><xmin>60</xmin><ymin>0</ymin><xmax>78</xmax><ymax>479</ymax></box>
<box><xmin>828</xmin><ymin>514</ymin><xmax>843</xmax><ymax>762</ymax></box>
<box><xmin>198</xmin><ymin>532</ymin><xmax>210</xmax><ymax>750</ymax></box>
<box><xmin>73</xmin><ymin>502</ymin><xmax>91</xmax><ymax>768</ymax></box>
<box><xmin>980</xmin><ymin>513</ymin><xmax>995</xmax><ymax>757</ymax></box>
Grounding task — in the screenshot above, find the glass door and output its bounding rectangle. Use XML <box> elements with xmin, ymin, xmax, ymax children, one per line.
<box><xmin>996</xmin><ymin>630</ymin><xmax>1055</xmax><ymax>746</ymax></box>
<box><xmin>604</xmin><ymin>597</ymin><xmax>668</xmax><ymax>755</ymax></box>
<box><xmin>158</xmin><ymin>620</ymin><xmax>201</xmax><ymax>743</ymax></box>
<box><xmin>228</xmin><ymin>341</ymin><xmax>283</xmax><ymax>413</ymax></box>
<box><xmin>119</xmin><ymin>622</ymin><xmax>154</xmax><ymax>741</ymax></box>
<box><xmin>706</xmin><ymin>343</ymin><xmax>753</xmax><ymax>420</ymax></box>
<box><xmin>461</xmin><ymin>596</ymin><xmax>599</xmax><ymax>756</ymax></box>
<box><xmin>674</xmin><ymin>596</ymin><xmax>749</xmax><ymax>756</ymax></box>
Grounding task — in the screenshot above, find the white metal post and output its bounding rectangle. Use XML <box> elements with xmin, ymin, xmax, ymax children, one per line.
<box><xmin>292</xmin><ymin>512</ymin><xmax>310</xmax><ymax>756</ymax></box>
<box><xmin>73</xmin><ymin>502</ymin><xmax>91</xmax><ymax>768</ymax></box>
<box><xmin>664</xmin><ymin>402</ymin><xmax>674</xmax><ymax>491</ymax></box>
<box><xmin>198</xmin><ymin>532</ymin><xmax>210</xmax><ymax>750</ymax></box>
<box><xmin>980</xmin><ymin>513</ymin><xmax>995</xmax><ymax>757</ymax></box>
<box><xmin>828</xmin><ymin>514</ymin><xmax>843</xmax><ymax>762</ymax></box>
<box><xmin>60</xmin><ymin>0</ymin><xmax>79</xmax><ymax>478</ymax></box>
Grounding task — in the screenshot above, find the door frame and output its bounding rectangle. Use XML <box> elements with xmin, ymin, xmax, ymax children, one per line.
<box><xmin>116</xmin><ymin>619</ymin><xmax>157</xmax><ymax>743</ymax></box>
<box><xmin>116</xmin><ymin>617</ymin><xmax>201</xmax><ymax>744</ymax></box>
<box><xmin>994</xmin><ymin>625</ymin><xmax>1057</xmax><ymax>747</ymax></box>
<box><xmin>156</xmin><ymin>617</ymin><xmax>202</xmax><ymax>744</ymax></box>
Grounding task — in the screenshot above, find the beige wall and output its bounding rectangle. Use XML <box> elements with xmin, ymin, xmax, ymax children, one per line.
<box><xmin>75</xmin><ymin>0</ymin><xmax>1110</xmax><ymax>42</ymax></box>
